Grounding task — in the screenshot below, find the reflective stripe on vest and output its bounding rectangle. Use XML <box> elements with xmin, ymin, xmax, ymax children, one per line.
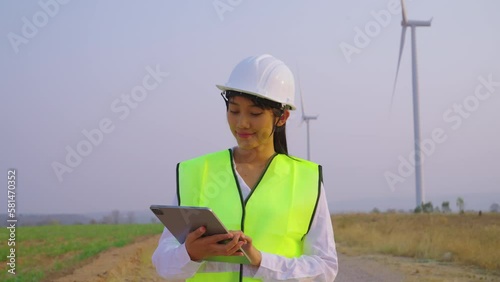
<box><xmin>177</xmin><ymin>149</ymin><xmax>321</xmax><ymax>282</ymax></box>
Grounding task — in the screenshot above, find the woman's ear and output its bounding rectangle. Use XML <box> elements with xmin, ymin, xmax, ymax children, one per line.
<box><xmin>277</xmin><ymin>110</ymin><xmax>290</xmax><ymax>126</ymax></box>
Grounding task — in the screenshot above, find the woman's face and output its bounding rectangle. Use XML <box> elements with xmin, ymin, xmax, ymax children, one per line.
<box><xmin>227</xmin><ymin>96</ymin><xmax>279</xmax><ymax>151</ymax></box>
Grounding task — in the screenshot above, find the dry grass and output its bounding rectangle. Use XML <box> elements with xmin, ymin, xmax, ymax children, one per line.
<box><xmin>331</xmin><ymin>213</ymin><xmax>500</xmax><ymax>271</ymax></box>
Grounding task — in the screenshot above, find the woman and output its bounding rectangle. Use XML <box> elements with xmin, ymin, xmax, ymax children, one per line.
<box><xmin>152</xmin><ymin>54</ymin><xmax>338</xmax><ymax>281</ymax></box>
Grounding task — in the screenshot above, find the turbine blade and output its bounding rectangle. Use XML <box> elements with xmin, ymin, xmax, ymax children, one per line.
<box><xmin>401</xmin><ymin>0</ymin><xmax>408</xmax><ymax>25</ymax></box>
<box><xmin>390</xmin><ymin>26</ymin><xmax>407</xmax><ymax>113</ymax></box>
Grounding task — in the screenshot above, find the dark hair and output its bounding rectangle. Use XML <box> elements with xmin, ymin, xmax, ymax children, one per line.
<box><xmin>222</xmin><ymin>90</ymin><xmax>289</xmax><ymax>155</ymax></box>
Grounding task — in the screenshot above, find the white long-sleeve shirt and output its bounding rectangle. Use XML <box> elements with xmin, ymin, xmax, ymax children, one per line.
<box><xmin>152</xmin><ymin>160</ymin><xmax>338</xmax><ymax>281</ymax></box>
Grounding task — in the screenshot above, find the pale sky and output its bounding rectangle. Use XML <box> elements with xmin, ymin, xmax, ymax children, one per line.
<box><xmin>1</xmin><ymin>0</ymin><xmax>499</xmax><ymax>214</ymax></box>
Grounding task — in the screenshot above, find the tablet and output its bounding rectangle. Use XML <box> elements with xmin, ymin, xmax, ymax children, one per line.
<box><xmin>150</xmin><ymin>205</ymin><xmax>251</xmax><ymax>264</ymax></box>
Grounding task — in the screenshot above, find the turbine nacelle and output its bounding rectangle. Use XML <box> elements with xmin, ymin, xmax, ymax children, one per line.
<box><xmin>302</xmin><ymin>115</ymin><xmax>318</xmax><ymax>122</ymax></box>
<box><xmin>401</xmin><ymin>0</ymin><xmax>432</xmax><ymax>27</ymax></box>
<box><xmin>404</xmin><ymin>19</ymin><xmax>433</xmax><ymax>27</ymax></box>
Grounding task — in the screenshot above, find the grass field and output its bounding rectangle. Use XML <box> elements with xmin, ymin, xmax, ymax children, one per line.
<box><xmin>0</xmin><ymin>223</ymin><xmax>163</xmax><ymax>282</ymax></box>
<box><xmin>332</xmin><ymin>213</ymin><xmax>500</xmax><ymax>272</ymax></box>
<box><xmin>2</xmin><ymin>214</ymin><xmax>499</xmax><ymax>281</ymax></box>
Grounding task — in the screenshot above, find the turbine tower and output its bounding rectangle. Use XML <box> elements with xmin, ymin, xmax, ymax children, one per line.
<box><xmin>390</xmin><ymin>0</ymin><xmax>432</xmax><ymax>208</ymax></box>
<box><xmin>297</xmin><ymin>71</ymin><xmax>318</xmax><ymax>161</ymax></box>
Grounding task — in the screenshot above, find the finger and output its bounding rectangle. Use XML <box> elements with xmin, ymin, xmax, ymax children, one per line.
<box><xmin>203</xmin><ymin>233</ymin><xmax>234</xmax><ymax>244</ymax></box>
<box><xmin>226</xmin><ymin>241</ymin><xmax>245</xmax><ymax>256</ymax></box>
<box><xmin>229</xmin><ymin>231</ymin><xmax>248</xmax><ymax>244</ymax></box>
<box><xmin>229</xmin><ymin>231</ymin><xmax>249</xmax><ymax>244</ymax></box>
<box><xmin>186</xmin><ymin>226</ymin><xmax>206</xmax><ymax>242</ymax></box>
<box><xmin>229</xmin><ymin>230</ymin><xmax>244</xmax><ymax>237</ymax></box>
<box><xmin>223</xmin><ymin>233</ymin><xmax>241</xmax><ymax>251</ymax></box>
<box><xmin>240</xmin><ymin>233</ymin><xmax>251</xmax><ymax>244</ymax></box>
<box><xmin>207</xmin><ymin>233</ymin><xmax>241</xmax><ymax>256</ymax></box>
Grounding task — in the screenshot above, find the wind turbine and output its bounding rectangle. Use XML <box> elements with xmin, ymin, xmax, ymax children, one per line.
<box><xmin>296</xmin><ymin>70</ymin><xmax>318</xmax><ymax>161</ymax></box>
<box><xmin>390</xmin><ymin>0</ymin><xmax>432</xmax><ymax>209</ymax></box>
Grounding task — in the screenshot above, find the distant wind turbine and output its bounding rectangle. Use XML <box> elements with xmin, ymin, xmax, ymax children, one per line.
<box><xmin>390</xmin><ymin>0</ymin><xmax>432</xmax><ymax>208</ymax></box>
<box><xmin>296</xmin><ymin>70</ymin><xmax>318</xmax><ymax>161</ymax></box>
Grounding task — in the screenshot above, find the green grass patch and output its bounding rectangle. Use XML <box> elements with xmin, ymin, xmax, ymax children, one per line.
<box><xmin>0</xmin><ymin>223</ymin><xmax>163</xmax><ymax>282</ymax></box>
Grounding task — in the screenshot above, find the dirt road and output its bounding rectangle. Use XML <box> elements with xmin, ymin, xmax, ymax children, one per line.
<box><xmin>51</xmin><ymin>235</ymin><xmax>499</xmax><ymax>282</ymax></box>
<box><xmin>50</xmin><ymin>236</ymin><xmax>164</xmax><ymax>282</ymax></box>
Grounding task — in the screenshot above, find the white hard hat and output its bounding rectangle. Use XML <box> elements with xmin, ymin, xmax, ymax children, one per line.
<box><xmin>216</xmin><ymin>54</ymin><xmax>296</xmax><ymax>110</ymax></box>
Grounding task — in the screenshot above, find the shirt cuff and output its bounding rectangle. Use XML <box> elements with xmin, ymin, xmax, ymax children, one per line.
<box><xmin>177</xmin><ymin>243</ymin><xmax>205</xmax><ymax>273</ymax></box>
<box><xmin>253</xmin><ymin>251</ymin><xmax>276</xmax><ymax>278</ymax></box>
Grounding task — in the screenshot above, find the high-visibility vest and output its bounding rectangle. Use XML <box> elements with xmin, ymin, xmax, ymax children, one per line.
<box><xmin>177</xmin><ymin>149</ymin><xmax>321</xmax><ymax>282</ymax></box>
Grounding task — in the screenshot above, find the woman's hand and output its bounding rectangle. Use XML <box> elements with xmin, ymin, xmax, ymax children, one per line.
<box><xmin>185</xmin><ymin>227</ymin><xmax>246</xmax><ymax>261</ymax></box>
<box><xmin>231</xmin><ymin>231</ymin><xmax>262</xmax><ymax>266</ymax></box>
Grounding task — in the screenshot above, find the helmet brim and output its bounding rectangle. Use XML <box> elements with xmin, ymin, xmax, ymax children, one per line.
<box><xmin>216</xmin><ymin>84</ymin><xmax>296</xmax><ymax>110</ymax></box>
